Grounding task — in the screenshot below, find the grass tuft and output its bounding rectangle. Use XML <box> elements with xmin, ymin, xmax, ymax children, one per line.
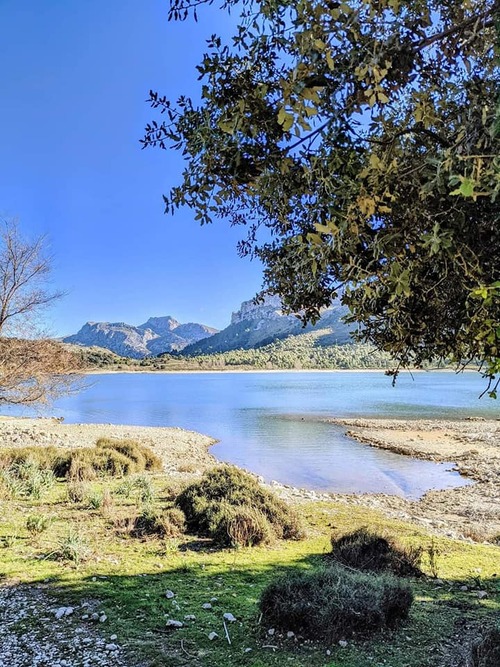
<box><xmin>330</xmin><ymin>527</ymin><xmax>423</xmax><ymax>577</ymax></box>
<box><xmin>260</xmin><ymin>564</ymin><xmax>413</xmax><ymax>642</ymax></box>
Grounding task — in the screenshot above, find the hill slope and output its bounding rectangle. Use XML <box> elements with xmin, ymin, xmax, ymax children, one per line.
<box><xmin>182</xmin><ymin>296</ymin><xmax>353</xmax><ymax>355</ymax></box>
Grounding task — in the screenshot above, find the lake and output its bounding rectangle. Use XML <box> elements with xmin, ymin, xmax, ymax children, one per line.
<box><xmin>9</xmin><ymin>370</ymin><xmax>500</xmax><ymax>498</ymax></box>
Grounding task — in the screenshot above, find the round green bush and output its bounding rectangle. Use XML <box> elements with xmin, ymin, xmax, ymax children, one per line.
<box><xmin>175</xmin><ymin>465</ymin><xmax>304</xmax><ymax>544</ymax></box>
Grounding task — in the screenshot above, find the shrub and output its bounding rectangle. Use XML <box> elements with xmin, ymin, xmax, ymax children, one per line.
<box><xmin>66</xmin><ymin>480</ymin><xmax>89</xmax><ymax>503</ymax></box>
<box><xmin>96</xmin><ymin>438</ymin><xmax>162</xmax><ymax>472</ymax></box>
<box><xmin>26</xmin><ymin>514</ymin><xmax>51</xmax><ymax>536</ymax></box>
<box><xmin>161</xmin><ymin>508</ymin><xmax>186</xmax><ymax>538</ymax></box>
<box><xmin>175</xmin><ymin>466</ymin><xmax>304</xmax><ymax>544</ymax></box>
<box><xmin>68</xmin><ymin>448</ymin><xmax>133</xmax><ymax>481</ymax></box>
<box><xmin>7</xmin><ymin>458</ymin><xmax>55</xmax><ymax>499</ymax></box>
<box><xmin>260</xmin><ymin>564</ymin><xmax>413</xmax><ymax>642</ymax></box>
<box><xmin>132</xmin><ymin>474</ymin><xmax>155</xmax><ymax>504</ymax></box>
<box><xmin>0</xmin><ymin>439</ymin><xmax>161</xmax><ymax>484</ymax></box>
<box><xmin>0</xmin><ymin>446</ymin><xmax>71</xmax><ymax>478</ymax></box>
<box><xmin>55</xmin><ymin>530</ymin><xmax>91</xmax><ymax>566</ymax></box>
<box><xmin>130</xmin><ymin>507</ymin><xmax>186</xmax><ymax>538</ymax></box>
<box><xmin>330</xmin><ymin>528</ymin><xmax>423</xmax><ymax>577</ymax></box>
<box><xmin>210</xmin><ymin>502</ymin><xmax>273</xmax><ymax>547</ymax></box>
<box><xmin>86</xmin><ymin>489</ymin><xmax>104</xmax><ymax>509</ymax></box>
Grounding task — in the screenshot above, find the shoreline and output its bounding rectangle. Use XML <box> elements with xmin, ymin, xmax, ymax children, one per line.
<box><xmin>82</xmin><ymin>367</ymin><xmax>472</xmax><ymax>375</ymax></box>
<box><xmin>0</xmin><ymin>415</ymin><xmax>498</xmax><ymax>542</ymax></box>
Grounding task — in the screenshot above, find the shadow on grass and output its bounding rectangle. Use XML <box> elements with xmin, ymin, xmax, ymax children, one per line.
<box><xmin>7</xmin><ymin>549</ymin><xmax>499</xmax><ymax>667</ymax></box>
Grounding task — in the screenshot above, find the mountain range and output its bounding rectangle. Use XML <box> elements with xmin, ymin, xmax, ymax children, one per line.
<box><xmin>63</xmin><ymin>316</ymin><xmax>218</xmax><ymax>359</ymax></box>
<box><xmin>63</xmin><ymin>296</ymin><xmax>353</xmax><ymax>358</ymax></box>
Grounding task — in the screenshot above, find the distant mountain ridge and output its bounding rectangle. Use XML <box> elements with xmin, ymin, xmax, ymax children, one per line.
<box><xmin>181</xmin><ymin>296</ymin><xmax>353</xmax><ymax>355</ymax></box>
<box><xmin>64</xmin><ymin>296</ymin><xmax>353</xmax><ymax>359</ymax></box>
<box><xmin>63</xmin><ymin>316</ymin><xmax>218</xmax><ymax>359</ymax></box>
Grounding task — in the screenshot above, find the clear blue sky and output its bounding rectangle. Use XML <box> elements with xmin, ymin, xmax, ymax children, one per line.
<box><xmin>0</xmin><ymin>0</ymin><xmax>264</xmax><ymax>335</ymax></box>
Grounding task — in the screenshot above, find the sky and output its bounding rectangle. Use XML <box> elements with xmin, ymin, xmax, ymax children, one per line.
<box><xmin>0</xmin><ymin>0</ymin><xmax>264</xmax><ymax>335</ymax></box>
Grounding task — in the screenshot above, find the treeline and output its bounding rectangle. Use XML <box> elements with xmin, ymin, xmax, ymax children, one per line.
<box><xmin>76</xmin><ymin>334</ymin><xmax>397</xmax><ymax>371</ymax></box>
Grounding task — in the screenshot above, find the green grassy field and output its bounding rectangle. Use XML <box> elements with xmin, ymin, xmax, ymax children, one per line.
<box><xmin>1</xmin><ymin>472</ymin><xmax>499</xmax><ymax>667</ymax></box>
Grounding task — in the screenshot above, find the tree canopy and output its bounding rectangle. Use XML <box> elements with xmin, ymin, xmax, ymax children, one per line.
<box><xmin>143</xmin><ymin>0</ymin><xmax>500</xmax><ymax>391</ymax></box>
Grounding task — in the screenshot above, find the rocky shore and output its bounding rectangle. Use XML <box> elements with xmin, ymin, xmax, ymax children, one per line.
<box><xmin>0</xmin><ymin>415</ymin><xmax>499</xmax><ymax>542</ymax></box>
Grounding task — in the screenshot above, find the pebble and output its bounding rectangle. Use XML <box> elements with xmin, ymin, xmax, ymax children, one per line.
<box><xmin>223</xmin><ymin>613</ymin><xmax>236</xmax><ymax>622</ymax></box>
<box><xmin>165</xmin><ymin>590</ymin><xmax>175</xmax><ymax>599</ymax></box>
<box><xmin>208</xmin><ymin>632</ymin><xmax>219</xmax><ymax>641</ymax></box>
<box><xmin>99</xmin><ymin>614</ymin><xmax>107</xmax><ymax>623</ymax></box>
<box><xmin>287</xmin><ymin>631</ymin><xmax>295</xmax><ymax>639</ymax></box>
<box><xmin>339</xmin><ymin>640</ymin><xmax>348</xmax><ymax>648</ymax></box>
<box><xmin>184</xmin><ymin>615</ymin><xmax>196</xmax><ymax>621</ymax></box>
<box><xmin>477</xmin><ymin>590</ymin><xmax>488</xmax><ymax>599</ymax></box>
<box><xmin>202</xmin><ymin>603</ymin><xmax>212</xmax><ymax>610</ymax></box>
<box><xmin>166</xmin><ymin>619</ymin><xmax>183</xmax><ymax>628</ymax></box>
<box><xmin>0</xmin><ymin>585</ymin><xmax>127</xmax><ymax>667</ymax></box>
<box><xmin>54</xmin><ymin>607</ymin><xmax>74</xmax><ymax>619</ymax></box>
<box><xmin>110</xmin><ymin>634</ymin><xmax>118</xmax><ymax>641</ymax></box>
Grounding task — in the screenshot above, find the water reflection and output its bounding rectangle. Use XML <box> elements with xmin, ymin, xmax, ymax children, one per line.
<box><xmin>4</xmin><ymin>371</ymin><xmax>494</xmax><ymax>498</ymax></box>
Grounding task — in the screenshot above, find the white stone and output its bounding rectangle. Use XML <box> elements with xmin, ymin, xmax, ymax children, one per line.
<box><xmin>287</xmin><ymin>631</ymin><xmax>295</xmax><ymax>639</ymax></box>
<box><xmin>105</xmin><ymin>643</ymin><xmax>119</xmax><ymax>651</ymax></box>
<box><xmin>202</xmin><ymin>603</ymin><xmax>212</xmax><ymax>610</ymax></box>
<box><xmin>166</xmin><ymin>619</ymin><xmax>184</xmax><ymax>628</ymax></box>
<box><xmin>110</xmin><ymin>634</ymin><xmax>118</xmax><ymax>641</ymax></box>
<box><xmin>99</xmin><ymin>614</ymin><xmax>107</xmax><ymax>623</ymax></box>
<box><xmin>477</xmin><ymin>590</ymin><xmax>488</xmax><ymax>599</ymax></box>
<box><xmin>339</xmin><ymin>640</ymin><xmax>348</xmax><ymax>648</ymax></box>
<box><xmin>267</xmin><ymin>628</ymin><xmax>275</xmax><ymax>636</ymax></box>
<box><xmin>208</xmin><ymin>632</ymin><xmax>219</xmax><ymax>641</ymax></box>
<box><xmin>223</xmin><ymin>613</ymin><xmax>236</xmax><ymax>622</ymax></box>
<box><xmin>184</xmin><ymin>615</ymin><xmax>196</xmax><ymax>621</ymax></box>
<box><xmin>165</xmin><ymin>590</ymin><xmax>175</xmax><ymax>599</ymax></box>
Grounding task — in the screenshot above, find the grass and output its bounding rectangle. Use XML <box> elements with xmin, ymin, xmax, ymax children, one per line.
<box><xmin>0</xmin><ymin>438</ymin><xmax>162</xmax><ymax>485</ymax></box>
<box><xmin>0</xmin><ymin>474</ymin><xmax>498</xmax><ymax>667</ymax></box>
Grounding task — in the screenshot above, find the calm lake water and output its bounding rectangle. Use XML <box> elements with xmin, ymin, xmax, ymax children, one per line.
<box><xmin>10</xmin><ymin>371</ymin><xmax>500</xmax><ymax>498</ymax></box>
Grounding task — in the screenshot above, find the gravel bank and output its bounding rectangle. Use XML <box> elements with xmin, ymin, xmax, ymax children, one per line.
<box><xmin>321</xmin><ymin>417</ymin><xmax>500</xmax><ymax>541</ymax></box>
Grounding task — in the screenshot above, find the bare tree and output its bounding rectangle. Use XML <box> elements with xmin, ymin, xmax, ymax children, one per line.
<box><xmin>0</xmin><ymin>219</ymin><xmax>81</xmax><ymax>405</ymax></box>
